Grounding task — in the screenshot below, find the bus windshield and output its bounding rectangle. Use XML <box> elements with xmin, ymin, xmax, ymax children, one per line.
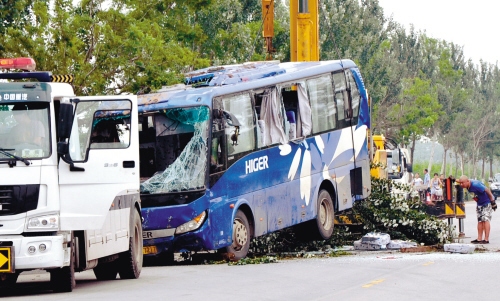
<box><xmin>140</xmin><ymin>106</ymin><xmax>210</xmax><ymax>194</ymax></box>
<box><xmin>0</xmin><ymin>102</ymin><xmax>50</xmax><ymax>158</ymax></box>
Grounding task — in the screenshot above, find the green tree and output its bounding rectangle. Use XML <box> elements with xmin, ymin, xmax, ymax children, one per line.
<box><xmin>1</xmin><ymin>0</ymin><xmax>212</xmax><ymax>95</ymax></box>
<box><xmin>389</xmin><ymin>76</ymin><xmax>441</xmax><ymax>162</ymax></box>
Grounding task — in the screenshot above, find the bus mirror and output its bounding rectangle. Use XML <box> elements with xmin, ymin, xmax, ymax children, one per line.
<box><xmin>58</xmin><ymin>103</ymin><xmax>74</xmax><ymax>139</ymax></box>
<box><xmin>212</xmin><ymin>109</ymin><xmax>223</xmax><ymax>119</ymax></box>
<box><xmin>222</xmin><ymin>110</ymin><xmax>241</xmax><ymax>127</ymax></box>
<box><xmin>391</xmin><ymin>149</ymin><xmax>400</xmax><ymax>165</ymax></box>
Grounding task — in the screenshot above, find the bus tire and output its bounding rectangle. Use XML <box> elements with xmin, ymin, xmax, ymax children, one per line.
<box><xmin>314</xmin><ymin>189</ymin><xmax>335</xmax><ymax>240</ymax></box>
<box><xmin>93</xmin><ymin>262</ymin><xmax>118</xmax><ymax>280</ymax></box>
<box><xmin>118</xmin><ymin>209</ymin><xmax>143</xmax><ymax>279</ymax></box>
<box><xmin>158</xmin><ymin>251</ymin><xmax>175</xmax><ymax>266</ymax></box>
<box><xmin>50</xmin><ymin>234</ymin><xmax>76</xmax><ymax>292</ymax></box>
<box><xmin>225</xmin><ymin>210</ymin><xmax>250</xmax><ymax>261</ymax></box>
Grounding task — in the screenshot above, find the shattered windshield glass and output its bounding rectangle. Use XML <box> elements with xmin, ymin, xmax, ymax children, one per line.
<box><xmin>0</xmin><ymin>102</ymin><xmax>50</xmax><ymax>159</ymax></box>
<box><xmin>140</xmin><ymin>106</ymin><xmax>210</xmax><ymax>194</ymax></box>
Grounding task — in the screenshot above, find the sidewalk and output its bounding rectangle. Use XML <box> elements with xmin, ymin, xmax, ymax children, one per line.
<box><xmin>459</xmin><ymin>201</ymin><xmax>500</xmax><ymax>252</ymax></box>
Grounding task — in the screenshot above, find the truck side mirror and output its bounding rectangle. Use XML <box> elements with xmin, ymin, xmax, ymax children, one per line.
<box><xmin>58</xmin><ymin>103</ymin><xmax>74</xmax><ymax>139</ymax></box>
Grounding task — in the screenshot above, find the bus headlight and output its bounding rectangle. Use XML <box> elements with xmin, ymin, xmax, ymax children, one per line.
<box><xmin>27</xmin><ymin>214</ymin><xmax>59</xmax><ymax>230</ymax></box>
<box><xmin>175</xmin><ymin>211</ymin><xmax>207</xmax><ymax>235</ymax></box>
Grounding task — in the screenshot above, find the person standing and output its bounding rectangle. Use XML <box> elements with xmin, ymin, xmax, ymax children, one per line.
<box><xmin>423</xmin><ymin>169</ymin><xmax>430</xmax><ymax>189</ymax></box>
<box><xmin>457</xmin><ymin>175</ymin><xmax>497</xmax><ymax>244</ymax></box>
<box><xmin>430</xmin><ymin>173</ymin><xmax>443</xmax><ymax>202</ymax></box>
<box><xmin>412</xmin><ymin>173</ymin><xmax>425</xmax><ymax>201</ymax></box>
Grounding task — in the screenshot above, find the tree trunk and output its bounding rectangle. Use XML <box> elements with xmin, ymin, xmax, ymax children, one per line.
<box><xmin>449</xmin><ymin>157</ymin><xmax>453</xmax><ymax>176</ymax></box>
<box><xmin>490</xmin><ymin>159</ymin><xmax>494</xmax><ymax>180</ymax></box>
<box><xmin>472</xmin><ymin>150</ymin><xmax>476</xmax><ymax>178</ymax></box>
<box><xmin>428</xmin><ymin>140</ymin><xmax>435</xmax><ymax>173</ymax></box>
<box><xmin>459</xmin><ymin>152</ymin><xmax>464</xmax><ymax>176</ymax></box>
<box><xmin>441</xmin><ymin>148</ymin><xmax>447</xmax><ymax>176</ymax></box>
<box><xmin>410</xmin><ymin>136</ymin><xmax>416</xmax><ymax>168</ymax></box>
<box><xmin>481</xmin><ymin>158</ymin><xmax>485</xmax><ymax>181</ymax></box>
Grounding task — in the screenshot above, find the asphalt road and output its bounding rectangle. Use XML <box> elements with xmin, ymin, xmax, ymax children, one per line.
<box><xmin>2</xmin><ymin>200</ymin><xmax>499</xmax><ymax>300</ymax></box>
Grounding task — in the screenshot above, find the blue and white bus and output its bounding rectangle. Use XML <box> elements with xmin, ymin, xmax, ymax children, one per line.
<box><xmin>138</xmin><ymin>60</ymin><xmax>371</xmax><ymax>260</ymax></box>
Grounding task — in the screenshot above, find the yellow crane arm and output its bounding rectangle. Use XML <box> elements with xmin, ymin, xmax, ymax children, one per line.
<box><xmin>262</xmin><ymin>0</ymin><xmax>319</xmax><ymax>61</ymax></box>
<box><xmin>262</xmin><ymin>0</ymin><xmax>275</xmax><ymax>60</ymax></box>
<box><xmin>290</xmin><ymin>0</ymin><xmax>319</xmax><ymax>61</ymax></box>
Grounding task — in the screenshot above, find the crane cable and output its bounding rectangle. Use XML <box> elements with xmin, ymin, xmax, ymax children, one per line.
<box><xmin>249</xmin><ymin>3</ymin><xmax>273</xmax><ymax>61</ymax></box>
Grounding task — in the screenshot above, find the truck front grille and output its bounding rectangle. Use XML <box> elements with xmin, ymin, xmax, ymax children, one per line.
<box><xmin>0</xmin><ymin>185</ymin><xmax>39</xmax><ymax>216</ymax></box>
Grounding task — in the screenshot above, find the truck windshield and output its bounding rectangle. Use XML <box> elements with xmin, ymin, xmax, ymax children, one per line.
<box><xmin>140</xmin><ymin>106</ymin><xmax>209</xmax><ymax>194</ymax></box>
<box><xmin>0</xmin><ymin>102</ymin><xmax>50</xmax><ymax>159</ymax></box>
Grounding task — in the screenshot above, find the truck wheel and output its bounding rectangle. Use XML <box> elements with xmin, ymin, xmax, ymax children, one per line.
<box><xmin>118</xmin><ymin>209</ymin><xmax>143</xmax><ymax>279</ymax></box>
<box><xmin>314</xmin><ymin>189</ymin><xmax>335</xmax><ymax>240</ymax></box>
<box><xmin>93</xmin><ymin>262</ymin><xmax>118</xmax><ymax>280</ymax></box>
<box><xmin>50</xmin><ymin>235</ymin><xmax>76</xmax><ymax>292</ymax></box>
<box><xmin>0</xmin><ymin>273</ymin><xmax>18</xmax><ymax>287</ymax></box>
<box><xmin>225</xmin><ymin>210</ymin><xmax>250</xmax><ymax>261</ymax></box>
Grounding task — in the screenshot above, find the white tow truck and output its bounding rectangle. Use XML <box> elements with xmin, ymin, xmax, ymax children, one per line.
<box><xmin>387</xmin><ymin>147</ymin><xmax>413</xmax><ymax>199</ymax></box>
<box><xmin>0</xmin><ymin>58</ymin><xmax>142</xmax><ymax>292</ymax></box>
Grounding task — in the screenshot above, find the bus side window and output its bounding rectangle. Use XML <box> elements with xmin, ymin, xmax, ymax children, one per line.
<box><xmin>222</xmin><ymin>93</ymin><xmax>256</xmax><ymax>160</ymax></box>
<box><xmin>254</xmin><ymin>88</ymin><xmax>287</xmax><ymax>147</ymax></box>
<box><xmin>281</xmin><ymin>88</ymin><xmax>299</xmax><ymax>140</ymax></box>
<box><xmin>346</xmin><ymin>70</ymin><xmax>361</xmax><ymax>121</ymax></box>
<box><xmin>307</xmin><ymin>75</ymin><xmax>336</xmax><ymax>133</ymax></box>
<box><xmin>281</xmin><ymin>82</ymin><xmax>312</xmax><ymax>139</ymax></box>
<box><xmin>333</xmin><ymin>72</ymin><xmax>348</xmax><ymax>128</ymax></box>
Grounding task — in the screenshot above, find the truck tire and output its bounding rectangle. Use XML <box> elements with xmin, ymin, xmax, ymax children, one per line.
<box><xmin>0</xmin><ymin>273</ymin><xmax>18</xmax><ymax>287</ymax></box>
<box><xmin>93</xmin><ymin>262</ymin><xmax>118</xmax><ymax>280</ymax></box>
<box><xmin>225</xmin><ymin>210</ymin><xmax>251</xmax><ymax>261</ymax></box>
<box><xmin>118</xmin><ymin>209</ymin><xmax>143</xmax><ymax>279</ymax></box>
<box><xmin>50</xmin><ymin>235</ymin><xmax>76</xmax><ymax>292</ymax></box>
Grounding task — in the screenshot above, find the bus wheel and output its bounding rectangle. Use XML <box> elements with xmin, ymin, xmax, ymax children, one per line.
<box><xmin>315</xmin><ymin>189</ymin><xmax>335</xmax><ymax>240</ymax></box>
<box><xmin>226</xmin><ymin>210</ymin><xmax>250</xmax><ymax>261</ymax></box>
<box><xmin>157</xmin><ymin>251</ymin><xmax>175</xmax><ymax>266</ymax></box>
<box><xmin>50</xmin><ymin>234</ymin><xmax>76</xmax><ymax>292</ymax></box>
<box><xmin>93</xmin><ymin>262</ymin><xmax>118</xmax><ymax>280</ymax></box>
<box><xmin>118</xmin><ymin>209</ymin><xmax>143</xmax><ymax>279</ymax></box>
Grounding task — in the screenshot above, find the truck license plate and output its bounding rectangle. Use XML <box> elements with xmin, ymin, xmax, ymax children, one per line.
<box><xmin>0</xmin><ymin>246</ymin><xmax>14</xmax><ymax>273</ymax></box>
<box><xmin>143</xmin><ymin>245</ymin><xmax>158</xmax><ymax>255</ymax></box>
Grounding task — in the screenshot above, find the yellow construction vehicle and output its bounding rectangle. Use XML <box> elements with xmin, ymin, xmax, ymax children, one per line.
<box><xmin>370</xmin><ymin>134</ymin><xmax>388</xmax><ymax>179</ymax></box>
<box><xmin>262</xmin><ymin>0</ymin><xmax>319</xmax><ymax>61</ymax></box>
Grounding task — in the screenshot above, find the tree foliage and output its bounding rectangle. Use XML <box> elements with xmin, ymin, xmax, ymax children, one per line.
<box><xmin>1</xmin><ymin>0</ymin><xmax>499</xmax><ymax>174</ymax></box>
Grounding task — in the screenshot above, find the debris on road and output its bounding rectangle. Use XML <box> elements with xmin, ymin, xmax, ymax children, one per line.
<box><xmin>387</xmin><ymin>240</ymin><xmax>418</xmax><ymax>249</ymax></box>
<box><xmin>444</xmin><ymin>243</ymin><xmax>476</xmax><ymax>254</ymax></box>
<box><xmin>354</xmin><ymin>232</ymin><xmax>419</xmax><ymax>251</ymax></box>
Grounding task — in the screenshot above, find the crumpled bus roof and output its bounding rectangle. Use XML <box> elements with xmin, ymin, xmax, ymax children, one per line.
<box><xmin>138</xmin><ymin>59</ymin><xmax>356</xmax><ymax>113</ymax></box>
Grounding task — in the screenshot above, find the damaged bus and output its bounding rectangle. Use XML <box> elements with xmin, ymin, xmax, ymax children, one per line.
<box><xmin>138</xmin><ymin>60</ymin><xmax>371</xmax><ymax>261</ymax></box>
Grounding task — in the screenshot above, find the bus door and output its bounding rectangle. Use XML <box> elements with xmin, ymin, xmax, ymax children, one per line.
<box><xmin>58</xmin><ymin>96</ymin><xmax>139</xmax><ymax>235</ymax></box>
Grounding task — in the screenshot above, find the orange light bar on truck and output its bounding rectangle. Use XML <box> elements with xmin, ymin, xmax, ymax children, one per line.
<box><xmin>0</xmin><ymin>57</ymin><xmax>36</xmax><ymax>71</ymax></box>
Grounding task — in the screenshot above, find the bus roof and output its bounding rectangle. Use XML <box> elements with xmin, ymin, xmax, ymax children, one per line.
<box><xmin>138</xmin><ymin>59</ymin><xmax>357</xmax><ymax>113</ymax></box>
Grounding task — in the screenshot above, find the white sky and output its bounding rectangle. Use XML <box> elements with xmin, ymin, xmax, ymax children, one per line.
<box><xmin>377</xmin><ymin>0</ymin><xmax>500</xmax><ymax>66</ymax></box>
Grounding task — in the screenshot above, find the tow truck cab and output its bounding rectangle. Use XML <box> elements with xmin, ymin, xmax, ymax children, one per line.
<box><xmin>0</xmin><ymin>58</ymin><xmax>142</xmax><ymax>292</ymax></box>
